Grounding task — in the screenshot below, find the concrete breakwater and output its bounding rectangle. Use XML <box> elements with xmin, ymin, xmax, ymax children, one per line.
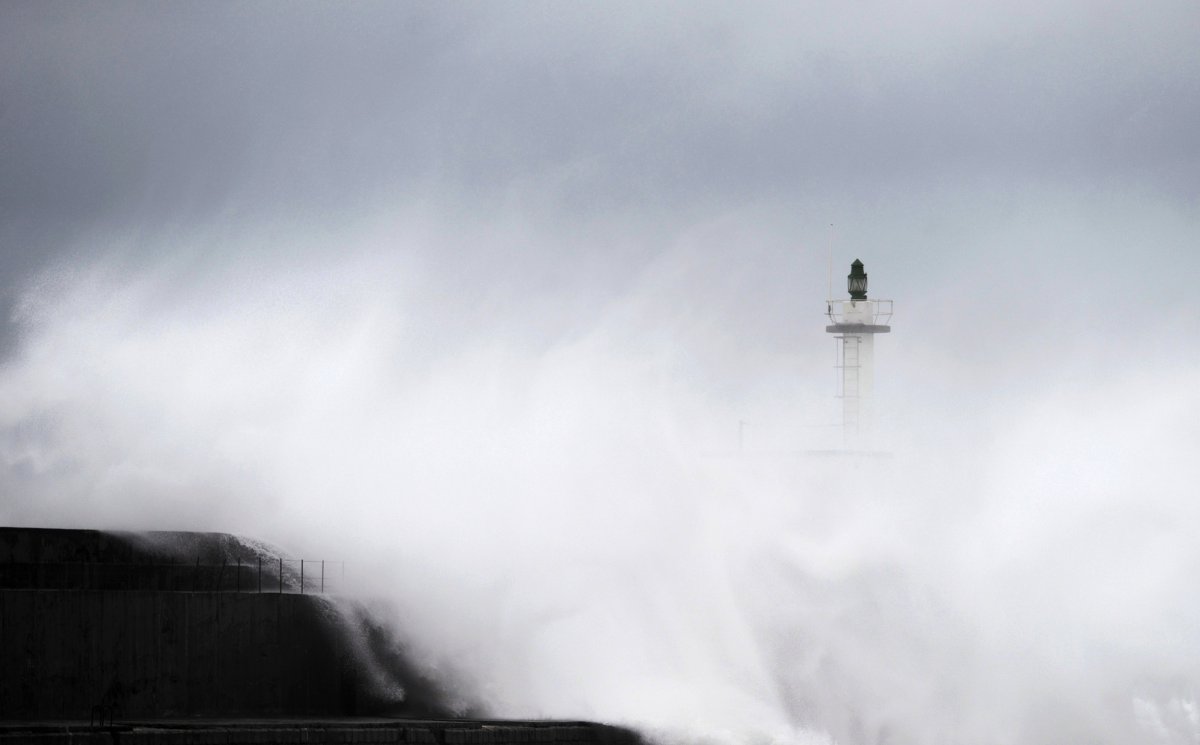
<box><xmin>0</xmin><ymin>589</ymin><xmax>352</xmax><ymax>719</ymax></box>
<box><xmin>0</xmin><ymin>528</ymin><xmax>644</xmax><ymax>743</ymax></box>
<box><xmin>0</xmin><ymin>720</ymin><xmax>642</xmax><ymax>744</ymax></box>
<box><xmin>0</xmin><ymin>528</ymin><xmax>441</xmax><ymax>719</ymax></box>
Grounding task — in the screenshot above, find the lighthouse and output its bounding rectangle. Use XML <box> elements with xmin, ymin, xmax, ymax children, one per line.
<box><xmin>826</xmin><ymin>259</ymin><xmax>892</xmax><ymax>445</ymax></box>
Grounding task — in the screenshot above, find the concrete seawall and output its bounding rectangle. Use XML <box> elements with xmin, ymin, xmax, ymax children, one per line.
<box><xmin>0</xmin><ymin>528</ymin><xmax>640</xmax><ymax>743</ymax></box>
<box><xmin>0</xmin><ymin>589</ymin><xmax>352</xmax><ymax>719</ymax></box>
<box><xmin>0</xmin><ymin>720</ymin><xmax>643</xmax><ymax>744</ymax></box>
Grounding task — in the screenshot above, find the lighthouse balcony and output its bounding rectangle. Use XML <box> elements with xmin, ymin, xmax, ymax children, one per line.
<box><xmin>825</xmin><ymin>298</ymin><xmax>892</xmax><ymax>330</ymax></box>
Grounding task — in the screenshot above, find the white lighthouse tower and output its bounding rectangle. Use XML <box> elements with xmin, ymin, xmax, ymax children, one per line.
<box><xmin>826</xmin><ymin>259</ymin><xmax>892</xmax><ymax>446</ymax></box>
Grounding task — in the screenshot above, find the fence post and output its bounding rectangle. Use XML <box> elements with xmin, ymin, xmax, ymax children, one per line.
<box><xmin>321</xmin><ymin>560</ymin><xmax>325</xmax><ymax>594</ymax></box>
<box><xmin>300</xmin><ymin>560</ymin><xmax>305</xmax><ymax>595</ymax></box>
<box><xmin>278</xmin><ymin>557</ymin><xmax>283</xmax><ymax>594</ymax></box>
<box><xmin>258</xmin><ymin>556</ymin><xmax>262</xmax><ymax>594</ymax></box>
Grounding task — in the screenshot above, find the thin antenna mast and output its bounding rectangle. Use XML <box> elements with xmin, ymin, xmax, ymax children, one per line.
<box><xmin>827</xmin><ymin>223</ymin><xmax>834</xmax><ymax>300</ymax></box>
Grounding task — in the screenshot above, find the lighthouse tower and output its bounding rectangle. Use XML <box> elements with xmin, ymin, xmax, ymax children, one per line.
<box><xmin>826</xmin><ymin>259</ymin><xmax>892</xmax><ymax>445</ymax></box>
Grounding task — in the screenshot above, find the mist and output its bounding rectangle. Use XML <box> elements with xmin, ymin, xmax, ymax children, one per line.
<box><xmin>3</xmin><ymin>2</ymin><xmax>1200</xmax><ymax>743</ymax></box>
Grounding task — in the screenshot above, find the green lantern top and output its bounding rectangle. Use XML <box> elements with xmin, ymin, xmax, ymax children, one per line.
<box><xmin>847</xmin><ymin>259</ymin><xmax>868</xmax><ymax>300</ymax></box>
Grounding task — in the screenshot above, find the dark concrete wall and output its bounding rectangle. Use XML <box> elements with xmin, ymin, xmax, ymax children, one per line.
<box><xmin>0</xmin><ymin>528</ymin><xmax>450</xmax><ymax>721</ymax></box>
<box><xmin>0</xmin><ymin>527</ymin><xmax>342</xmax><ymax>597</ymax></box>
<box><xmin>0</xmin><ymin>721</ymin><xmax>644</xmax><ymax>744</ymax></box>
<box><xmin>0</xmin><ymin>528</ymin><xmax>266</xmax><ymax>565</ymax></box>
<box><xmin>0</xmin><ymin>590</ymin><xmax>352</xmax><ymax>719</ymax></box>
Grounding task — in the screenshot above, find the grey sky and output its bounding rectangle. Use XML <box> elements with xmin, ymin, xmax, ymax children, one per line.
<box><xmin>4</xmin><ymin>0</ymin><xmax>1194</xmax><ymax>411</ymax></box>
<box><xmin>0</xmin><ymin>0</ymin><xmax>1195</xmax><ymax>393</ymax></box>
<box><xmin>3</xmin><ymin>2</ymin><xmax>1196</xmax><ymax>272</ymax></box>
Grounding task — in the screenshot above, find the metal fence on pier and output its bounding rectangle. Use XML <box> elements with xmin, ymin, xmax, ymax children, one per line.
<box><xmin>0</xmin><ymin>558</ymin><xmax>345</xmax><ymax>593</ymax></box>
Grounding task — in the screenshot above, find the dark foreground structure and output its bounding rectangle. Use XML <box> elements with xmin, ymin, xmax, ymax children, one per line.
<box><xmin>0</xmin><ymin>528</ymin><xmax>641</xmax><ymax>745</ymax></box>
<box><xmin>0</xmin><ymin>719</ymin><xmax>638</xmax><ymax>744</ymax></box>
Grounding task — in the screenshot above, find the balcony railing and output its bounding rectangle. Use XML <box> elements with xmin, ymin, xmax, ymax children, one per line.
<box><xmin>0</xmin><ymin>558</ymin><xmax>345</xmax><ymax>594</ymax></box>
<box><xmin>825</xmin><ymin>298</ymin><xmax>893</xmax><ymax>326</ymax></box>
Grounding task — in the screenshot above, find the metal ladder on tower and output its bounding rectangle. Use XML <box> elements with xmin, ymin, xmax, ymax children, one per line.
<box><xmin>839</xmin><ymin>335</ymin><xmax>861</xmax><ymax>437</ymax></box>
